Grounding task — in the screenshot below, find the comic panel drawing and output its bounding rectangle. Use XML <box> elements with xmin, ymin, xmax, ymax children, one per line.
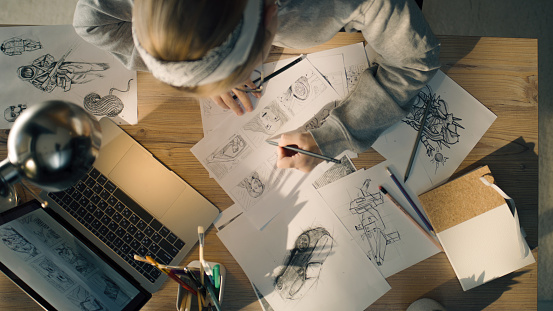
<box><xmin>4</xmin><ymin>103</ymin><xmax>27</xmax><ymax>122</ymax></box>
<box><xmin>89</xmin><ymin>273</ymin><xmax>132</xmax><ymax>306</ymax></box>
<box><xmin>17</xmin><ymin>48</ymin><xmax>109</xmax><ymax>93</ymax></box>
<box><xmin>312</xmin><ymin>155</ymin><xmax>356</xmax><ymax>189</ymax></box>
<box><xmin>402</xmin><ymin>85</ymin><xmax>464</xmax><ymax>174</ymax></box>
<box><xmin>0</xmin><ymin>226</ymin><xmax>41</xmax><ymax>261</ymax></box>
<box><xmin>18</xmin><ymin>214</ymin><xmax>61</xmax><ymax>247</ymax></box>
<box><xmin>54</xmin><ymin>242</ymin><xmax>96</xmax><ymax>277</ymax></box>
<box><xmin>1</xmin><ymin>37</ymin><xmax>42</xmax><ymax>56</ymax></box>
<box><xmin>230</xmin><ymin>161</ymin><xmax>284</xmax><ymax>210</ymax></box>
<box><xmin>32</xmin><ymin>256</ymin><xmax>75</xmax><ymax>292</ymax></box>
<box><xmin>276</xmin><ymin>70</ymin><xmax>327</xmax><ymax>117</ymax></box>
<box><xmin>66</xmin><ymin>285</ymin><xmax>107</xmax><ymax>311</ymax></box>
<box><xmin>84</xmin><ymin>79</ymin><xmax>132</xmax><ymax>117</ymax></box>
<box><xmin>206</xmin><ymin>134</ymin><xmax>253</xmax><ymax>179</ymax></box>
<box><xmin>274</xmin><ymin>227</ymin><xmax>334</xmax><ymax>300</ymax></box>
<box><xmin>242</xmin><ymin>101</ymin><xmax>290</xmax><ymax>147</ymax></box>
<box><xmin>302</xmin><ymin>100</ymin><xmax>338</xmax><ymax>132</ymax></box>
<box><xmin>345</xmin><ymin>63</ymin><xmax>368</xmax><ymax>92</ymax></box>
<box><xmin>349</xmin><ymin>179</ymin><xmax>400</xmax><ymax>266</ymax></box>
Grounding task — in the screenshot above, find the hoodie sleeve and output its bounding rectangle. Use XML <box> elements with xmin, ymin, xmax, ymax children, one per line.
<box><xmin>72</xmin><ymin>0</ymin><xmax>148</xmax><ymax>71</ymax></box>
<box><xmin>309</xmin><ymin>0</ymin><xmax>441</xmax><ymax>157</ymax></box>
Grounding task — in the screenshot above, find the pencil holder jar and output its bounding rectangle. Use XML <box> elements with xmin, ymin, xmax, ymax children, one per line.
<box><xmin>175</xmin><ymin>260</ymin><xmax>226</xmax><ymax>311</ymax></box>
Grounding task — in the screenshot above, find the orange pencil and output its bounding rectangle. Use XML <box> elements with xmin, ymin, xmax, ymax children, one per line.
<box><xmin>379</xmin><ymin>186</ymin><xmax>444</xmax><ymax>252</ymax></box>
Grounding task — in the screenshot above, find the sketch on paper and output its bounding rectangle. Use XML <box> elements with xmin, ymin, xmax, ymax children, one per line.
<box><xmin>302</xmin><ymin>100</ymin><xmax>339</xmax><ymax>131</ymax></box>
<box><xmin>243</xmin><ymin>102</ymin><xmax>290</xmax><ymax>146</ymax></box>
<box><xmin>345</xmin><ymin>63</ymin><xmax>368</xmax><ymax>92</ymax></box>
<box><xmin>4</xmin><ymin>103</ymin><xmax>27</xmax><ymax>122</ymax></box>
<box><xmin>206</xmin><ymin>134</ymin><xmax>253</xmax><ymax>179</ymax></box>
<box><xmin>17</xmin><ymin>49</ymin><xmax>109</xmax><ymax>93</ymax></box>
<box><xmin>67</xmin><ymin>286</ymin><xmax>107</xmax><ymax>311</ymax></box>
<box><xmin>33</xmin><ymin>256</ymin><xmax>76</xmax><ymax>292</ymax></box>
<box><xmin>19</xmin><ymin>214</ymin><xmax>61</xmax><ymax>247</ymax></box>
<box><xmin>84</xmin><ymin>79</ymin><xmax>132</xmax><ymax>117</ymax></box>
<box><xmin>274</xmin><ymin>227</ymin><xmax>333</xmax><ymax>300</ymax></box>
<box><xmin>403</xmin><ymin>85</ymin><xmax>464</xmax><ymax>173</ymax></box>
<box><xmin>277</xmin><ymin>71</ymin><xmax>327</xmax><ymax>117</ymax></box>
<box><xmin>1</xmin><ymin>37</ymin><xmax>42</xmax><ymax>56</ymax></box>
<box><xmin>231</xmin><ymin>159</ymin><xmax>284</xmax><ymax>210</ymax></box>
<box><xmin>312</xmin><ymin>155</ymin><xmax>356</xmax><ymax>189</ymax></box>
<box><xmin>0</xmin><ymin>226</ymin><xmax>41</xmax><ymax>260</ymax></box>
<box><xmin>350</xmin><ymin>179</ymin><xmax>400</xmax><ymax>266</ymax></box>
<box><xmin>54</xmin><ymin>242</ymin><xmax>95</xmax><ymax>277</ymax></box>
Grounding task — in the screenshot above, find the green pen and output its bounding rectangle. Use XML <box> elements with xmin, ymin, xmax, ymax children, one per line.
<box><xmin>213</xmin><ymin>264</ymin><xmax>221</xmax><ymax>290</ymax></box>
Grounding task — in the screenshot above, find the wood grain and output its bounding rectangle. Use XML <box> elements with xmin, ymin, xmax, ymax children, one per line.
<box><xmin>0</xmin><ymin>34</ymin><xmax>537</xmax><ymax>310</ymax></box>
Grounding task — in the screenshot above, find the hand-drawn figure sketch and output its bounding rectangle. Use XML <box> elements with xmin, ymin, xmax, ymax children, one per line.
<box><xmin>276</xmin><ymin>71</ymin><xmax>327</xmax><ymax>116</ymax></box>
<box><xmin>403</xmin><ymin>85</ymin><xmax>464</xmax><ymax>173</ymax></box>
<box><xmin>33</xmin><ymin>256</ymin><xmax>75</xmax><ymax>292</ymax></box>
<box><xmin>4</xmin><ymin>103</ymin><xmax>27</xmax><ymax>122</ymax></box>
<box><xmin>206</xmin><ymin>134</ymin><xmax>253</xmax><ymax>179</ymax></box>
<box><xmin>90</xmin><ymin>274</ymin><xmax>132</xmax><ymax>305</ymax></box>
<box><xmin>0</xmin><ymin>226</ymin><xmax>41</xmax><ymax>260</ymax></box>
<box><xmin>67</xmin><ymin>286</ymin><xmax>107</xmax><ymax>311</ymax></box>
<box><xmin>350</xmin><ymin>179</ymin><xmax>400</xmax><ymax>266</ymax></box>
<box><xmin>17</xmin><ymin>49</ymin><xmax>109</xmax><ymax>93</ymax></box>
<box><xmin>274</xmin><ymin>227</ymin><xmax>333</xmax><ymax>300</ymax></box>
<box><xmin>231</xmin><ymin>160</ymin><xmax>284</xmax><ymax>210</ymax></box>
<box><xmin>243</xmin><ymin>102</ymin><xmax>290</xmax><ymax>146</ymax></box>
<box><xmin>345</xmin><ymin>63</ymin><xmax>368</xmax><ymax>92</ymax></box>
<box><xmin>1</xmin><ymin>37</ymin><xmax>42</xmax><ymax>56</ymax></box>
<box><xmin>54</xmin><ymin>242</ymin><xmax>95</xmax><ymax>277</ymax></box>
<box><xmin>19</xmin><ymin>214</ymin><xmax>61</xmax><ymax>247</ymax></box>
<box><xmin>302</xmin><ymin>100</ymin><xmax>338</xmax><ymax>131</ymax></box>
<box><xmin>84</xmin><ymin>79</ymin><xmax>132</xmax><ymax>117</ymax></box>
<box><xmin>240</xmin><ymin>171</ymin><xmax>265</xmax><ymax>198</ymax></box>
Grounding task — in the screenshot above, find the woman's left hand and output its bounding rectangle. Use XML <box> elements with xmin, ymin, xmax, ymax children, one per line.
<box><xmin>210</xmin><ymin>79</ymin><xmax>261</xmax><ymax>116</ymax></box>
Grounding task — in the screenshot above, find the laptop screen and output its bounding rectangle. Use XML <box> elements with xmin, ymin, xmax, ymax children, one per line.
<box><xmin>0</xmin><ymin>200</ymin><xmax>150</xmax><ymax>311</ymax></box>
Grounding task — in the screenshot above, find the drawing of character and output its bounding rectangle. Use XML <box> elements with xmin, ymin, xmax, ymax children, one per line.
<box><xmin>4</xmin><ymin>104</ymin><xmax>27</xmax><ymax>122</ymax></box>
<box><xmin>67</xmin><ymin>286</ymin><xmax>106</xmax><ymax>311</ymax></box>
<box><xmin>17</xmin><ymin>50</ymin><xmax>109</xmax><ymax>93</ymax></box>
<box><xmin>84</xmin><ymin>79</ymin><xmax>132</xmax><ymax>117</ymax></box>
<box><xmin>239</xmin><ymin>171</ymin><xmax>265</xmax><ymax>198</ymax></box>
<box><xmin>35</xmin><ymin>257</ymin><xmax>75</xmax><ymax>291</ymax></box>
<box><xmin>350</xmin><ymin>179</ymin><xmax>400</xmax><ymax>266</ymax></box>
<box><xmin>274</xmin><ymin>227</ymin><xmax>333</xmax><ymax>300</ymax></box>
<box><xmin>1</xmin><ymin>37</ymin><xmax>42</xmax><ymax>56</ymax></box>
<box><xmin>403</xmin><ymin>86</ymin><xmax>464</xmax><ymax>172</ymax></box>
<box><xmin>55</xmin><ymin>243</ymin><xmax>94</xmax><ymax>276</ymax></box>
<box><xmin>0</xmin><ymin>226</ymin><xmax>40</xmax><ymax>260</ymax></box>
<box><xmin>243</xmin><ymin>102</ymin><xmax>289</xmax><ymax>135</ymax></box>
<box><xmin>207</xmin><ymin>135</ymin><xmax>247</xmax><ymax>163</ymax></box>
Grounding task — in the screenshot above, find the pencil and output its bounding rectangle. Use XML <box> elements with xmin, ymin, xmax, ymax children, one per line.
<box><xmin>138</xmin><ymin>255</ymin><xmax>198</xmax><ymax>296</ymax></box>
<box><xmin>404</xmin><ymin>100</ymin><xmax>432</xmax><ymax>182</ymax></box>
<box><xmin>379</xmin><ymin>186</ymin><xmax>443</xmax><ymax>251</ymax></box>
<box><xmin>266</xmin><ymin>140</ymin><xmax>341</xmax><ymax>164</ymax></box>
<box><xmin>385</xmin><ymin>167</ymin><xmax>435</xmax><ymax>234</ymax></box>
<box><xmin>232</xmin><ymin>55</ymin><xmax>304</xmax><ymax>99</ymax></box>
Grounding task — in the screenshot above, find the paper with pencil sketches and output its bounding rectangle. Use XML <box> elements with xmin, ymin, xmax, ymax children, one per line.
<box><xmin>217</xmin><ymin>190</ymin><xmax>390</xmax><ymax>311</ymax></box>
<box><xmin>317</xmin><ymin>161</ymin><xmax>441</xmax><ymax>277</ymax></box>
<box><xmin>192</xmin><ymin>58</ymin><xmax>341</xmax><ymax>229</ymax></box>
<box><xmin>0</xmin><ymin>25</ymin><xmax>137</xmax><ymax>129</ymax></box>
<box><xmin>371</xmin><ymin>70</ymin><xmax>496</xmax><ymax>195</ymax></box>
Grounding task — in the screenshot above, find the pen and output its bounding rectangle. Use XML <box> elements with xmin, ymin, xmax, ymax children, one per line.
<box><xmin>266</xmin><ymin>140</ymin><xmax>342</xmax><ymax>164</ymax></box>
<box><xmin>379</xmin><ymin>185</ymin><xmax>442</xmax><ymax>251</ymax></box>
<box><xmin>232</xmin><ymin>55</ymin><xmax>304</xmax><ymax>100</ymax></box>
<box><xmin>385</xmin><ymin>167</ymin><xmax>435</xmax><ymax>234</ymax></box>
<box><xmin>213</xmin><ymin>264</ymin><xmax>221</xmax><ymax>291</ymax></box>
<box><xmin>404</xmin><ymin>100</ymin><xmax>431</xmax><ymax>182</ymax></box>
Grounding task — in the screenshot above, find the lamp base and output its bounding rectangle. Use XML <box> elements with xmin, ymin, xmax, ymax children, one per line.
<box><xmin>0</xmin><ymin>183</ymin><xmax>21</xmax><ymax>213</ymax></box>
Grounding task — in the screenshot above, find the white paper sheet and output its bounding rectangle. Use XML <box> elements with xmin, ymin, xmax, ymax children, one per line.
<box><xmin>372</xmin><ymin>70</ymin><xmax>497</xmax><ymax>195</ymax></box>
<box><xmin>192</xmin><ymin>58</ymin><xmax>341</xmax><ymax>229</ymax></box>
<box><xmin>217</xmin><ymin>190</ymin><xmax>390</xmax><ymax>311</ymax></box>
<box><xmin>316</xmin><ymin>161</ymin><xmax>441</xmax><ymax>277</ymax></box>
<box><xmin>437</xmin><ymin>203</ymin><xmax>535</xmax><ymax>291</ymax></box>
<box><xmin>0</xmin><ymin>25</ymin><xmax>137</xmax><ymax>128</ymax></box>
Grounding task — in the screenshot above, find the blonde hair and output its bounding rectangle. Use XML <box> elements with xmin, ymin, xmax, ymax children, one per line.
<box><xmin>133</xmin><ymin>0</ymin><xmax>267</xmax><ymax>96</ymax></box>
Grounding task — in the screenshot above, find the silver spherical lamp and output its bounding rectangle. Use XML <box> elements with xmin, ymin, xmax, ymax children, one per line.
<box><xmin>0</xmin><ymin>100</ymin><xmax>102</xmax><ymax>204</ymax></box>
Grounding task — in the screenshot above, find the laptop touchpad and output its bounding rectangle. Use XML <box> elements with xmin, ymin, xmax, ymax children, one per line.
<box><xmin>108</xmin><ymin>144</ymin><xmax>185</xmax><ymax>219</ymax></box>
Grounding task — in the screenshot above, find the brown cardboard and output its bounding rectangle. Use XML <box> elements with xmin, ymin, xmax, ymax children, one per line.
<box><xmin>418</xmin><ymin>166</ymin><xmax>506</xmax><ymax>233</ymax></box>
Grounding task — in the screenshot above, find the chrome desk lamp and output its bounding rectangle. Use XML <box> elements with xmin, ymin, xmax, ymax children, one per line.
<box><xmin>0</xmin><ymin>100</ymin><xmax>102</xmax><ymax>211</ymax></box>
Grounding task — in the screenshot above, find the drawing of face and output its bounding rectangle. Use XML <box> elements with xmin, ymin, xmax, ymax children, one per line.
<box><xmin>260</xmin><ymin>107</ymin><xmax>280</xmax><ymax>134</ymax></box>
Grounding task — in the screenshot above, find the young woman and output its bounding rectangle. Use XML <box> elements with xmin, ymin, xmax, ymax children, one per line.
<box><xmin>73</xmin><ymin>0</ymin><xmax>441</xmax><ymax>172</ymax></box>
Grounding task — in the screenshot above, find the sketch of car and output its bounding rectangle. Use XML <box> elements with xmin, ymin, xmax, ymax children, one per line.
<box><xmin>274</xmin><ymin>227</ymin><xmax>333</xmax><ymax>300</ymax></box>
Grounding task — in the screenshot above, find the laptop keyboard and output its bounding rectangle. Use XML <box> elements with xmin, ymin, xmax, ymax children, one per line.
<box><xmin>48</xmin><ymin>167</ymin><xmax>185</xmax><ymax>283</ymax></box>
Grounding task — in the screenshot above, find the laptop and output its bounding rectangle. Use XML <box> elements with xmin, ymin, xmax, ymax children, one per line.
<box><xmin>31</xmin><ymin>117</ymin><xmax>218</xmax><ymax>293</ymax></box>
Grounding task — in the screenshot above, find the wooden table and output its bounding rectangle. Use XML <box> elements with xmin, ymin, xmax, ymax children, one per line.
<box><xmin>0</xmin><ymin>34</ymin><xmax>538</xmax><ymax>310</ymax></box>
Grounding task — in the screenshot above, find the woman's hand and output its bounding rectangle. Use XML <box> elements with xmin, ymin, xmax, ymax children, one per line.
<box><xmin>210</xmin><ymin>79</ymin><xmax>261</xmax><ymax>116</ymax></box>
<box><xmin>276</xmin><ymin>132</ymin><xmax>323</xmax><ymax>173</ymax></box>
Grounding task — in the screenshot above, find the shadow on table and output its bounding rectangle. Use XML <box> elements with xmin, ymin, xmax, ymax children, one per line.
<box><xmin>452</xmin><ymin>136</ymin><xmax>538</xmax><ymax>248</ymax></box>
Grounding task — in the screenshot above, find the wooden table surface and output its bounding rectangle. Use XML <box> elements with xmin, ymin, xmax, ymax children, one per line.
<box><xmin>0</xmin><ymin>34</ymin><xmax>538</xmax><ymax>310</ymax></box>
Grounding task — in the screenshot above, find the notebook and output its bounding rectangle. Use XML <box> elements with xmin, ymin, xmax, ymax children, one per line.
<box><xmin>35</xmin><ymin>117</ymin><xmax>220</xmax><ymax>294</ymax></box>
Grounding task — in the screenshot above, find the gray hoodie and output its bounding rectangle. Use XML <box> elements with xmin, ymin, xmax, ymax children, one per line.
<box><xmin>73</xmin><ymin>0</ymin><xmax>440</xmax><ymax>157</ymax></box>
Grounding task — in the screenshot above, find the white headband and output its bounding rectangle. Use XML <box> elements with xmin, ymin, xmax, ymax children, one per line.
<box><xmin>132</xmin><ymin>0</ymin><xmax>262</xmax><ymax>87</ymax></box>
